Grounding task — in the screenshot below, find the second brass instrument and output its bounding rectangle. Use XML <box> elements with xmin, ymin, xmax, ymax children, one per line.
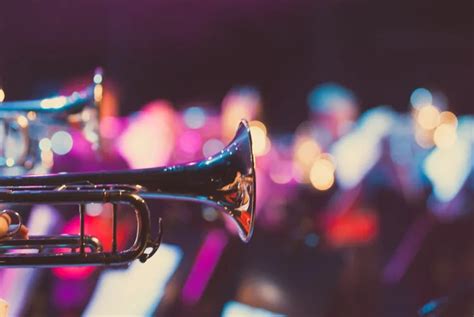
<box><xmin>0</xmin><ymin>70</ymin><xmax>102</xmax><ymax>172</ymax></box>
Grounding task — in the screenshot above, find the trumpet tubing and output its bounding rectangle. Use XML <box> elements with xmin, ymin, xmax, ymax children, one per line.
<box><xmin>0</xmin><ymin>120</ymin><xmax>256</xmax><ymax>267</ymax></box>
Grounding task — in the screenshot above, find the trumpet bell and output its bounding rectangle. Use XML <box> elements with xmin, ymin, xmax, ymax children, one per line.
<box><xmin>127</xmin><ymin>120</ymin><xmax>257</xmax><ymax>242</ymax></box>
<box><xmin>205</xmin><ymin>120</ymin><xmax>256</xmax><ymax>242</ymax></box>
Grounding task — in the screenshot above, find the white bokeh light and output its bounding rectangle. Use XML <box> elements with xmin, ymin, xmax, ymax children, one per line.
<box><xmin>51</xmin><ymin>131</ymin><xmax>73</xmax><ymax>155</ymax></box>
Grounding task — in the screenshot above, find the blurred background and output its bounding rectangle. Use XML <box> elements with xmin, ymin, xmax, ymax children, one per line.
<box><xmin>0</xmin><ymin>0</ymin><xmax>473</xmax><ymax>316</ymax></box>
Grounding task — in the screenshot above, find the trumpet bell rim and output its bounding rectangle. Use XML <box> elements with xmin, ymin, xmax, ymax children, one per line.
<box><xmin>228</xmin><ymin>120</ymin><xmax>256</xmax><ymax>243</ymax></box>
<box><xmin>244</xmin><ymin>119</ymin><xmax>256</xmax><ymax>243</ymax></box>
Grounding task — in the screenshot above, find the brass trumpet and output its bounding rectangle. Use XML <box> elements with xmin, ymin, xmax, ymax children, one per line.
<box><xmin>0</xmin><ymin>120</ymin><xmax>256</xmax><ymax>267</ymax></box>
<box><xmin>0</xmin><ymin>70</ymin><xmax>102</xmax><ymax>172</ymax></box>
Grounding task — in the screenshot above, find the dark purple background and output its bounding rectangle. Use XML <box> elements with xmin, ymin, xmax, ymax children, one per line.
<box><xmin>0</xmin><ymin>0</ymin><xmax>472</xmax><ymax>131</ymax></box>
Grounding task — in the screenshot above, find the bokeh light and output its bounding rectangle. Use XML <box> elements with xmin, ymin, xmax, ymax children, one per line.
<box><xmin>85</xmin><ymin>204</ymin><xmax>103</xmax><ymax>217</ymax></box>
<box><xmin>51</xmin><ymin>131</ymin><xmax>73</xmax><ymax>155</ymax></box>
<box><xmin>410</xmin><ymin>88</ymin><xmax>432</xmax><ymax>109</ymax></box>
<box><xmin>93</xmin><ymin>73</ymin><xmax>103</xmax><ymax>85</ymax></box>
<box><xmin>308</xmin><ymin>83</ymin><xmax>356</xmax><ymax>114</ymax></box>
<box><xmin>27</xmin><ymin>111</ymin><xmax>37</xmax><ymax>121</ymax></box>
<box><xmin>16</xmin><ymin>115</ymin><xmax>28</xmax><ymax>129</ymax></box>
<box><xmin>183</xmin><ymin>107</ymin><xmax>206</xmax><ymax>129</ymax></box>
<box><xmin>100</xmin><ymin>116</ymin><xmax>122</xmax><ymax>139</ymax></box>
<box><xmin>293</xmin><ymin>137</ymin><xmax>321</xmax><ymax>170</ymax></box>
<box><xmin>222</xmin><ymin>301</ymin><xmax>283</xmax><ymax>317</ymax></box>
<box><xmin>40</xmin><ymin>150</ymin><xmax>54</xmax><ymax>169</ymax></box>
<box><xmin>118</xmin><ymin>102</ymin><xmax>176</xmax><ymax>168</ymax></box>
<box><xmin>269</xmin><ymin>159</ymin><xmax>293</xmax><ymax>185</ymax></box>
<box><xmin>414</xmin><ymin>128</ymin><xmax>434</xmax><ymax>149</ymax></box>
<box><xmin>304</xmin><ymin>233</ymin><xmax>319</xmax><ymax>248</ymax></box>
<box><xmin>433</xmin><ymin>123</ymin><xmax>457</xmax><ymax>149</ymax></box>
<box><xmin>416</xmin><ymin>104</ymin><xmax>440</xmax><ymax>130</ymax></box>
<box><xmin>438</xmin><ymin>111</ymin><xmax>458</xmax><ymax>127</ymax></box>
<box><xmin>84</xmin><ymin>244</ymin><xmax>182</xmax><ymax>316</ymax></box>
<box><xmin>178</xmin><ymin>130</ymin><xmax>202</xmax><ymax>154</ymax></box>
<box><xmin>221</xmin><ymin>88</ymin><xmax>261</xmax><ymax>141</ymax></box>
<box><xmin>309</xmin><ymin>155</ymin><xmax>335</xmax><ymax>191</ymax></box>
<box><xmin>40</xmin><ymin>96</ymin><xmax>67</xmax><ymax>109</ymax></box>
<box><xmin>39</xmin><ymin>138</ymin><xmax>52</xmax><ymax>151</ymax></box>
<box><xmin>202</xmin><ymin>207</ymin><xmax>219</xmax><ymax>222</ymax></box>
<box><xmin>423</xmin><ymin>139</ymin><xmax>471</xmax><ymax>202</ymax></box>
<box><xmin>94</xmin><ymin>84</ymin><xmax>103</xmax><ymax>103</ymax></box>
<box><xmin>202</xmin><ymin>138</ymin><xmax>225</xmax><ymax>157</ymax></box>
<box><xmin>0</xmin><ymin>88</ymin><xmax>5</xmax><ymax>102</ymax></box>
<box><xmin>249</xmin><ymin>121</ymin><xmax>270</xmax><ymax>157</ymax></box>
<box><xmin>5</xmin><ymin>158</ymin><xmax>14</xmax><ymax>167</ymax></box>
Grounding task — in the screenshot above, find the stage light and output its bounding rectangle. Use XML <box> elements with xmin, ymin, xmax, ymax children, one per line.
<box><xmin>183</xmin><ymin>106</ymin><xmax>206</xmax><ymax>129</ymax></box>
<box><xmin>0</xmin><ymin>88</ymin><xmax>5</xmax><ymax>102</ymax></box>
<box><xmin>414</xmin><ymin>128</ymin><xmax>434</xmax><ymax>149</ymax></box>
<box><xmin>331</xmin><ymin>131</ymin><xmax>381</xmax><ymax>189</ymax></box>
<box><xmin>15</xmin><ymin>115</ymin><xmax>28</xmax><ymax>129</ymax></box>
<box><xmin>222</xmin><ymin>88</ymin><xmax>261</xmax><ymax>141</ymax></box>
<box><xmin>416</xmin><ymin>104</ymin><xmax>440</xmax><ymax>130</ymax></box>
<box><xmin>326</xmin><ymin>212</ymin><xmax>378</xmax><ymax>247</ymax></box>
<box><xmin>5</xmin><ymin>158</ymin><xmax>14</xmax><ymax>167</ymax></box>
<box><xmin>93</xmin><ymin>73</ymin><xmax>103</xmax><ymax>85</ymax></box>
<box><xmin>179</xmin><ymin>130</ymin><xmax>202</xmax><ymax>154</ymax></box>
<box><xmin>249</xmin><ymin>121</ymin><xmax>270</xmax><ymax>157</ymax></box>
<box><xmin>269</xmin><ymin>160</ymin><xmax>293</xmax><ymax>185</ymax></box>
<box><xmin>83</xmin><ymin>126</ymin><xmax>99</xmax><ymax>144</ymax></box>
<box><xmin>439</xmin><ymin>111</ymin><xmax>458</xmax><ymax>127</ymax></box>
<box><xmin>27</xmin><ymin>111</ymin><xmax>36</xmax><ymax>121</ymax></box>
<box><xmin>358</xmin><ymin>106</ymin><xmax>395</xmax><ymax>136</ymax></box>
<box><xmin>39</xmin><ymin>138</ymin><xmax>52</xmax><ymax>151</ymax></box>
<box><xmin>40</xmin><ymin>96</ymin><xmax>67</xmax><ymax>109</ymax></box>
<box><xmin>458</xmin><ymin>115</ymin><xmax>474</xmax><ymax>143</ymax></box>
<box><xmin>118</xmin><ymin>108</ymin><xmax>175</xmax><ymax>168</ymax></box>
<box><xmin>202</xmin><ymin>206</ymin><xmax>219</xmax><ymax>222</ymax></box>
<box><xmin>100</xmin><ymin>116</ymin><xmax>122</xmax><ymax>138</ymax></box>
<box><xmin>51</xmin><ymin>131</ymin><xmax>73</xmax><ymax>155</ymax></box>
<box><xmin>249</xmin><ymin>120</ymin><xmax>267</xmax><ymax>135</ymax></box>
<box><xmin>85</xmin><ymin>203</ymin><xmax>103</xmax><ymax>217</ymax></box>
<box><xmin>203</xmin><ymin>138</ymin><xmax>224</xmax><ymax>157</ymax></box>
<box><xmin>182</xmin><ymin>230</ymin><xmax>228</xmax><ymax>305</ymax></box>
<box><xmin>309</xmin><ymin>156</ymin><xmax>335</xmax><ymax>191</ymax></box>
<box><xmin>292</xmin><ymin>165</ymin><xmax>307</xmax><ymax>184</ymax></box>
<box><xmin>293</xmin><ymin>137</ymin><xmax>321</xmax><ymax>169</ymax></box>
<box><xmin>40</xmin><ymin>150</ymin><xmax>54</xmax><ymax>168</ymax></box>
<box><xmin>94</xmin><ymin>84</ymin><xmax>103</xmax><ymax>102</ymax></box>
<box><xmin>410</xmin><ymin>88</ymin><xmax>432</xmax><ymax>109</ymax></box>
<box><xmin>223</xmin><ymin>103</ymin><xmax>254</xmax><ymax>141</ymax></box>
<box><xmin>423</xmin><ymin>138</ymin><xmax>471</xmax><ymax>202</ymax></box>
<box><xmin>84</xmin><ymin>244</ymin><xmax>182</xmax><ymax>316</ymax></box>
<box><xmin>222</xmin><ymin>301</ymin><xmax>285</xmax><ymax>317</ymax></box>
<box><xmin>433</xmin><ymin>123</ymin><xmax>457</xmax><ymax>149</ymax></box>
<box><xmin>304</xmin><ymin>233</ymin><xmax>319</xmax><ymax>247</ymax></box>
<box><xmin>308</xmin><ymin>83</ymin><xmax>356</xmax><ymax>114</ymax></box>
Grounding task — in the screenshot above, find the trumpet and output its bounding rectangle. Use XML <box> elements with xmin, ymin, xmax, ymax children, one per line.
<box><xmin>0</xmin><ymin>120</ymin><xmax>256</xmax><ymax>267</ymax></box>
<box><xmin>0</xmin><ymin>70</ymin><xmax>102</xmax><ymax>172</ymax></box>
